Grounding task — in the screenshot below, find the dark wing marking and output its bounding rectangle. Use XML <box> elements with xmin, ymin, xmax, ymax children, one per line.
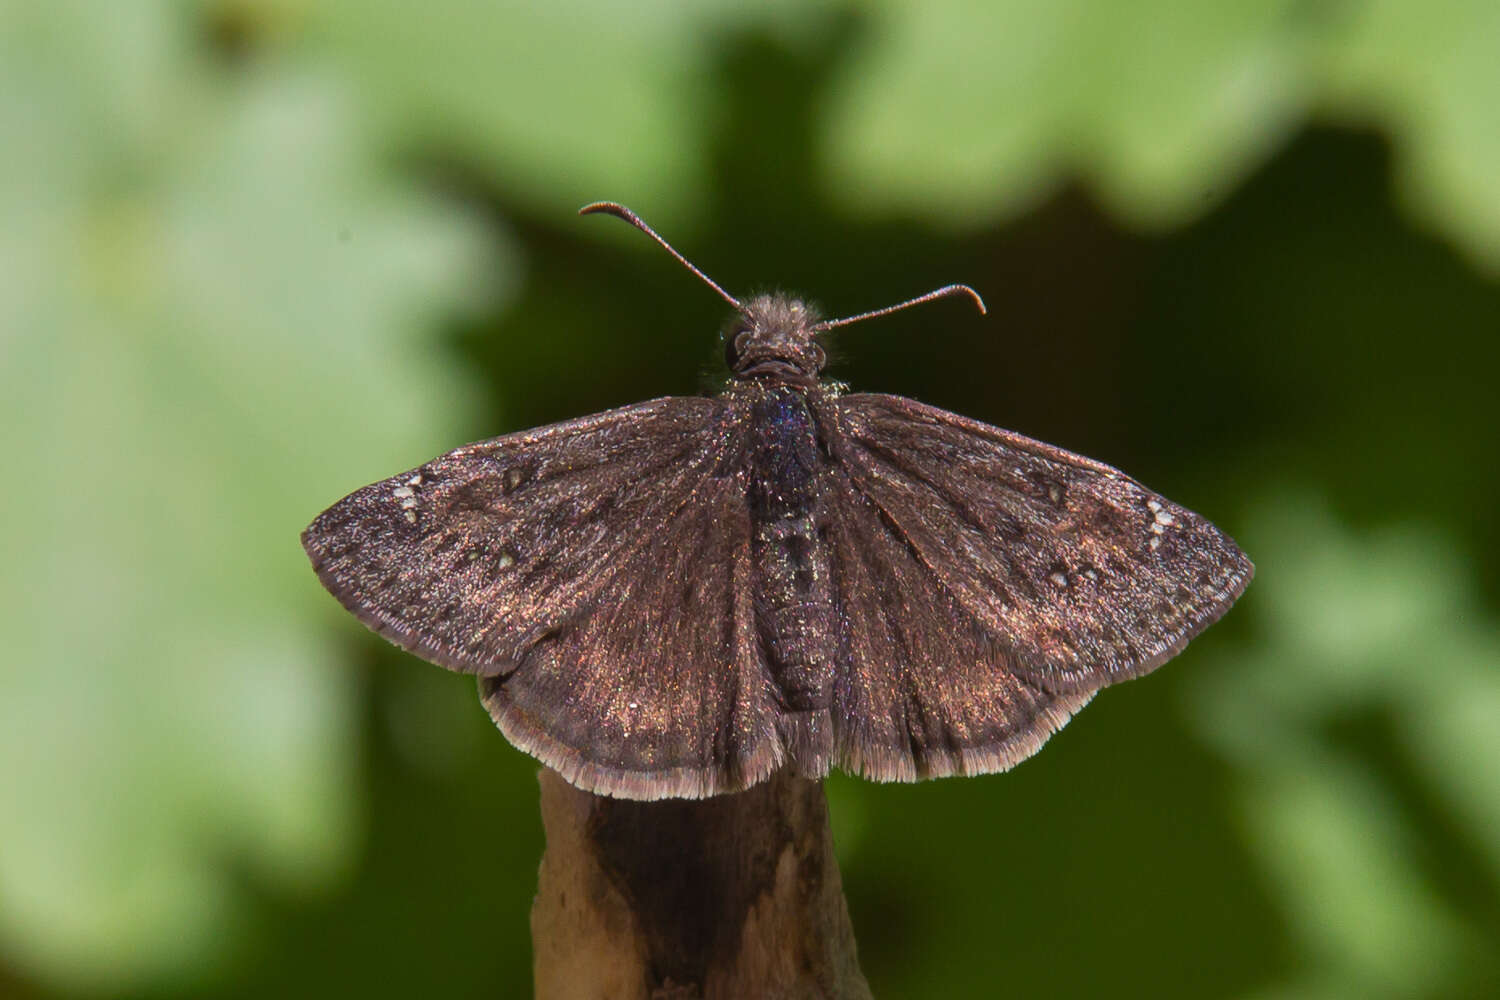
<box><xmin>303</xmin><ymin>397</ymin><xmax>781</xmax><ymax>799</ymax></box>
<box><xmin>823</xmin><ymin>393</ymin><xmax>1252</xmax><ymax>696</ymax></box>
<box><xmin>822</xmin><ymin>462</ymin><xmax>1094</xmax><ymax>781</ymax></box>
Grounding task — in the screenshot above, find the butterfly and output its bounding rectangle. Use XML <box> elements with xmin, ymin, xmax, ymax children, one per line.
<box><xmin>303</xmin><ymin>202</ymin><xmax>1253</xmax><ymax>801</ymax></box>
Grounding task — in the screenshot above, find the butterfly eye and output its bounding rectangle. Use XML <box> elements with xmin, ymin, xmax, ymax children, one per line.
<box><xmin>725</xmin><ymin>328</ymin><xmax>752</xmax><ymax>370</ymax></box>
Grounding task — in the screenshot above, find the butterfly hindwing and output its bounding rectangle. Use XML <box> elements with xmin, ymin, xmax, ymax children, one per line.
<box><xmin>479</xmin><ymin>453</ymin><xmax>786</xmax><ymax>799</ymax></box>
<box><xmin>820</xmin><ymin>456</ymin><xmax>1095</xmax><ymax>781</ymax></box>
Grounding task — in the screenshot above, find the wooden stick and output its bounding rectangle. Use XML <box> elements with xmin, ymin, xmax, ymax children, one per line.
<box><xmin>532</xmin><ymin>767</ymin><xmax>872</xmax><ymax>999</ymax></box>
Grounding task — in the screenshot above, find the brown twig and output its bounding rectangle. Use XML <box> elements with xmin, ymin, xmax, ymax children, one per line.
<box><xmin>532</xmin><ymin>768</ymin><xmax>872</xmax><ymax>999</ymax></box>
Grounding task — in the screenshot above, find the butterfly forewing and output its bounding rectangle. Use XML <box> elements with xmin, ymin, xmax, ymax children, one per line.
<box><xmin>821</xmin><ymin>393</ymin><xmax>1253</xmax><ymax>694</ymax></box>
<box><xmin>305</xmin><ymin>397</ymin><xmax>729</xmax><ymax>673</ymax></box>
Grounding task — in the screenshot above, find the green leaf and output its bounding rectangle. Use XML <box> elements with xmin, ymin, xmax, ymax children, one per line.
<box><xmin>0</xmin><ymin>3</ymin><xmax>500</xmax><ymax>989</ymax></box>
<box><xmin>822</xmin><ymin>0</ymin><xmax>1311</xmax><ymax>228</ymax></box>
<box><xmin>1317</xmin><ymin>0</ymin><xmax>1500</xmax><ymax>270</ymax></box>
<box><xmin>820</xmin><ymin>0</ymin><xmax>1500</xmax><ymax>271</ymax></box>
<box><xmin>1188</xmin><ymin>494</ymin><xmax>1500</xmax><ymax>996</ymax></box>
<box><xmin>287</xmin><ymin>0</ymin><xmax>1500</xmax><ymax>270</ymax></box>
<box><xmin>295</xmin><ymin>0</ymin><xmax>840</xmax><ymax>228</ymax></box>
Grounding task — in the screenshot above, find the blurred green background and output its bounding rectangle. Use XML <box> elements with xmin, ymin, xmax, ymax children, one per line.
<box><xmin>4</xmin><ymin>1</ymin><xmax>1499</xmax><ymax>997</ymax></box>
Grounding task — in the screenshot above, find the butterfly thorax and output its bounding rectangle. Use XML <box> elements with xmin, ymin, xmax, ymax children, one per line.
<box><xmin>739</xmin><ymin>381</ymin><xmax>836</xmax><ymax>717</ymax></box>
<box><xmin>724</xmin><ymin>294</ymin><xmax>827</xmax><ymax>386</ymax></box>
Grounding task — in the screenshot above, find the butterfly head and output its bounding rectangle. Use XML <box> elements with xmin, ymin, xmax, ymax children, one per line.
<box><xmin>579</xmin><ymin>202</ymin><xmax>986</xmax><ymax>387</ymax></box>
<box><xmin>724</xmin><ymin>294</ymin><xmax>828</xmax><ymax>384</ymax></box>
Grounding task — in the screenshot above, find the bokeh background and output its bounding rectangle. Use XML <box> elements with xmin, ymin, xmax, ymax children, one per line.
<box><xmin>4</xmin><ymin>2</ymin><xmax>1499</xmax><ymax>997</ymax></box>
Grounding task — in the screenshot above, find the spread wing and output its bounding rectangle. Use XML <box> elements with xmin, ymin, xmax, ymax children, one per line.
<box><xmin>817</xmin><ymin>393</ymin><xmax>1252</xmax><ymax>779</ymax></box>
<box><xmin>303</xmin><ymin>398</ymin><xmax>781</xmax><ymax>799</ymax></box>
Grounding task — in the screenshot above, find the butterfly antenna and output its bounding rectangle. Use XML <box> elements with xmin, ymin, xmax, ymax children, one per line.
<box><xmin>813</xmin><ymin>284</ymin><xmax>987</xmax><ymax>332</ymax></box>
<box><xmin>580</xmin><ymin>202</ymin><xmax>743</xmax><ymax>312</ymax></box>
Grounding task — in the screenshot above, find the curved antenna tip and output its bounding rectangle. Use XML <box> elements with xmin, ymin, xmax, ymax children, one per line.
<box><xmin>815</xmin><ymin>282</ymin><xmax>988</xmax><ymax>332</ymax></box>
<box><xmin>956</xmin><ymin>284</ymin><xmax>988</xmax><ymax>315</ymax></box>
<box><xmin>578</xmin><ymin>201</ymin><xmax>629</xmax><ymax>218</ymax></box>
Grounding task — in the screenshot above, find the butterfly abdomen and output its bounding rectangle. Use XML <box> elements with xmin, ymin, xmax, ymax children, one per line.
<box><xmin>743</xmin><ymin>386</ymin><xmax>836</xmax><ymax>716</ymax></box>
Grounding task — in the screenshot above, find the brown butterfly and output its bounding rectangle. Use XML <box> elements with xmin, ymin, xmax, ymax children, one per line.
<box><xmin>303</xmin><ymin>203</ymin><xmax>1252</xmax><ymax>800</ymax></box>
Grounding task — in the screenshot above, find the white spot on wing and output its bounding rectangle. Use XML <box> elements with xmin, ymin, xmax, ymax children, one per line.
<box><xmin>1146</xmin><ymin>497</ymin><xmax>1174</xmax><ymax>541</ymax></box>
<box><xmin>1049</xmin><ymin>571</ymin><xmax>1068</xmax><ymax>588</ymax></box>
